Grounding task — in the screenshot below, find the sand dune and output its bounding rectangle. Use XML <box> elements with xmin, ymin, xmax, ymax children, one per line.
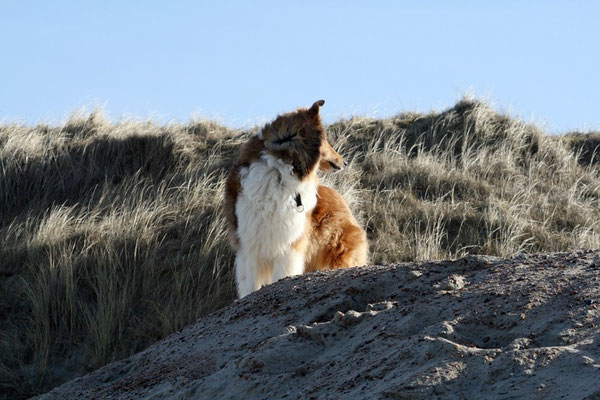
<box><xmin>38</xmin><ymin>250</ymin><xmax>600</xmax><ymax>399</ymax></box>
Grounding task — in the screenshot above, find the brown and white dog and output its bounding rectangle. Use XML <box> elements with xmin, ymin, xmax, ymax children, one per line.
<box><xmin>224</xmin><ymin>100</ymin><xmax>368</xmax><ymax>298</ymax></box>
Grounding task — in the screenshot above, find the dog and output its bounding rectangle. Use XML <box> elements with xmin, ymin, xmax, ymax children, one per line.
<box><xmin>224</xmin><ymin>100</ymin><xmax>368</xmax><ymax>298</ymax></box>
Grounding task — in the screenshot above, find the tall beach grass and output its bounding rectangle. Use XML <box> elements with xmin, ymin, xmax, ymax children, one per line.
<box><xmin>0</xmin><ymin>99</ymin><xmax>599</xmax><ymax>397</ymax></box>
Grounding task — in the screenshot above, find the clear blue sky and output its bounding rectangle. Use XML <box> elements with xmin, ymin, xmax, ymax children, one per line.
<box><xmin>1</xmin><ymin>1</ymin><xmax>598</xmax><ymax>133</ymax></box>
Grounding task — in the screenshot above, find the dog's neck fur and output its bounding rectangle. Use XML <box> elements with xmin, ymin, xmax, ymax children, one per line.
<box><xmin>235</xmin><ymin>151</ymin><xmax>318</xmax><ymax>265</ymax></box>
<box><xmin>254</xmin><ymin>151</ymin><xmax>319</xmax><ymax>211</ymax></box>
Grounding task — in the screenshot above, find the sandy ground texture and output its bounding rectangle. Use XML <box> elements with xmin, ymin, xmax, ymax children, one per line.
<box><xmin>38</xmin><ymin>250</ymin><xmax>600</xmax><ymax>400</ymax></box>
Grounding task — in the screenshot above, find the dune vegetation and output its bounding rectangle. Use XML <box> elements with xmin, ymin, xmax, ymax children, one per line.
<box><xmin>1</xmin><ymin>98</ymin><xmax>599</xmax><ymax>398</ymax></box>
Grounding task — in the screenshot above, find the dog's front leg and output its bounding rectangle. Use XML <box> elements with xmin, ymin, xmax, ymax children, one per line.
<box><xmin>272</xmin><ymin>250</ymin><xmax>305</xmax><ymax>283</ymax></box>
<box><xmin>235</xmin><ymin>252</ymin><xmax>262</xmax><ymax>298</ymax></box>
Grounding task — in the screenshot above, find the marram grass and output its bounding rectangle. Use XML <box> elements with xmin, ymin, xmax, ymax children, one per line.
<box><xmin>1</xmin><ymin>99</ymin><xmax>599</xmax><ymax>398</ymax></box>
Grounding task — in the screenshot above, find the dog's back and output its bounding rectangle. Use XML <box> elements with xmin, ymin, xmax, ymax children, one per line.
<box><xmin>304</xmin><ymin>185</ymin><xmax>368</xmax><ymax>272</ymax></box>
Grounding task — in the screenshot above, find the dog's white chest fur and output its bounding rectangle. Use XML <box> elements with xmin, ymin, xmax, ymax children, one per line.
<box><xmin>236</xmin><ymin>153</ymin><xmax>317</xmax><ymax>257</ymax></box>
<box><xmin>234</xmin><ymin>153</ymin><xmax>317</xmax><ymax>297</ymax></box>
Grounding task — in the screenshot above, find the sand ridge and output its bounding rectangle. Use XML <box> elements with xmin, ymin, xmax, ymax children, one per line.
<box><xmin>38</xmin><ymin>250</ymin><xmax>600</xmax><ymax>399</ymax></box>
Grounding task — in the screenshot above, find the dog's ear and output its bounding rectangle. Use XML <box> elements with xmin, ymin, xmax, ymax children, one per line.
<box><xmin>308</xmin><ymin>100</ymin><xmax>325</xmax><ymax>117</ymax></box>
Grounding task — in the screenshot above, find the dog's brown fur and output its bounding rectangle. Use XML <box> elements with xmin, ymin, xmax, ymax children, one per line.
<box><xmin>224</xmin><ymin>100</ymin><xmax>368</xmax><ymax>274</ymax></box>
<box><xmin>304</xmin><ymin>185</ymin><xmax>368</xmax><ymax>271</ymax></box>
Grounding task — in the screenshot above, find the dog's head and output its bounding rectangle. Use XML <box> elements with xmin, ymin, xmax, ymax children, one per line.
<box><xmin>262</xmin><ymin>100</ymin><xmax>344</xmax><ymax>178</ymax></box>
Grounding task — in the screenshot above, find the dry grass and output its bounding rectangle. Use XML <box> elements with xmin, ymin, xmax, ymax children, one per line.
<box><xmin>1</xmin><ymin>98</ymin><xmax>599</xmax><ymax>398</ymax></box>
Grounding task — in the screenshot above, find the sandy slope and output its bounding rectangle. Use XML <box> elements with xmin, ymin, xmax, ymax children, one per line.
<box><xmin>38</xmin><ymin>250</ymin><xmax>600</xmax><ymax>399</ymax></box>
